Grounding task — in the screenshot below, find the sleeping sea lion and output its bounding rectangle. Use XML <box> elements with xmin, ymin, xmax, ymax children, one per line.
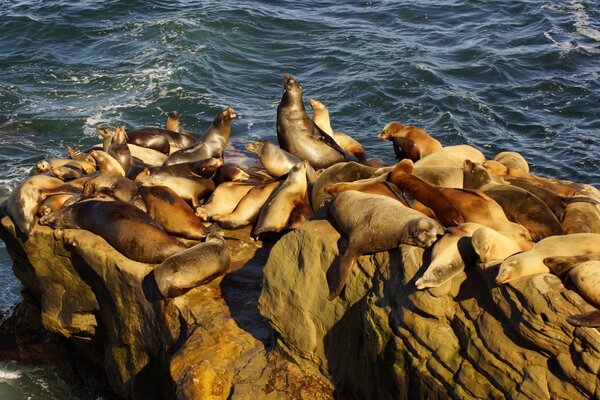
<box><xmin>328</xmin><ymin>190</ymin><xmax>444</xmax><ymax>299</ymax></box>
<box><xmin>89</xmin><ymin>150</ymin><xmax>126</xmax><ymax>176</ymax></box>
<box><xmin>125</xmin><ymin>127</ymin><xmax>171</xmax><ymax>154</ymax></box>
<box><xmin>471</xmin><ymin>226</ymin><xmax>524</xmax><ymax>266</ymax></box>
<box><xmin>492</xmin><ymin>151</ymin><xmax>529</xmax><ymax>173</ymax></box>
<box><xmin>414</xmin><ymin>144</ymin><xmax>485</xmax><ymax>169</ymax></box>
<box><xmin>196</xmin><ymin>182</ymin><xmax>254</xmax><ymax>221</ymax></box>
<box><xmin>135</xmin><ymin>170</ymin><xmax>215</xmax><ymax>208</ymax></box>
<box><xmin>378</xmin><ymin>121</ymin><xmax>442</xmax><ymax>161</ymax></box>
<box><xmin>214</xmin><ymin>182</ymin><xmax>280</xmax><ymax>229</ymax></box>
<box><xmin>83</xmin><ymin>174</ymin><xmax>146</xmax><ymax>211</ymax></box>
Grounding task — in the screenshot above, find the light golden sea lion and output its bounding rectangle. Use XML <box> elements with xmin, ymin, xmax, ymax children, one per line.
<box><xmin>378</xmin><ymin>121</ymin><xmax>442</xmax><ymax>161</ymax></box>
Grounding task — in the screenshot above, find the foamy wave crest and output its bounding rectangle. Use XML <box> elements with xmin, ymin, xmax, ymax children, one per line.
<box><xmin>0</xmin><ymin>368</ymin><xmax>22</xmax><ymax>380</ymax></box>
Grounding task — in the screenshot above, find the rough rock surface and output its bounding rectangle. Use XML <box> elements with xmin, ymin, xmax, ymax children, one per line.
<box><xmin>259</xmin><ymin>219</ymin><xmax>600</xmax><ymax>399</ymax></box>
<box><xmin>0</xmin><ymin>215</ymin><xmax>333</xmax><ymax>399</ymax></box>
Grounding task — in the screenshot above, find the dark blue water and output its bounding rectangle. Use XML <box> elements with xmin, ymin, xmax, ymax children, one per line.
<box><xmin>0</xmin><ymin>1</ymin><xmax>599</xmax><ymax>397</ymax></box>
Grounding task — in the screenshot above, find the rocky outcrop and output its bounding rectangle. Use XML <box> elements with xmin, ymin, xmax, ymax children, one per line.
<box><xmin>0</xmin><ymin>215</ymin><xmax>334</xmax><ymax>399</ymax></box>
<box><xmin>259</xmin><ymin>219</ymin><xmax>600</xmax><ymax>399</ymax></box>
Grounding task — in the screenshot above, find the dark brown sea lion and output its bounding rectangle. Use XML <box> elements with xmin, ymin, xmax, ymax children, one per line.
<box><xmin>162</xmin><ymin>106</ymin><xmax>236</xmax><ymax>166</ymax></box>
<box><xmin>125</xmin><ymin>128</ymin><xmax>171</xmax><ymax>154</ymax></box>
<box><xmin>139</xmin><ymin>185</ymin><xmax>208</xmax><ymax>240</ymax></box>
<box><xmin>99</xmin><ymin>126</ymin><xmax>132</xmax><ymax>172</ymax></box>
<box><xmin>165</xmin><ymin>111</ymin><xmax>200</xmax><ymax>147</ymax></box>
<box><xmin>153</xmin><ymin>232</ymin><xmax>231</xmax><ymax>298</ymax></box>
<box><xmin>378</xmin><ymin>121</ymin><xmax>442</xmax><ymax>161</ymax></box>
<box><xmin>153</xmin><ymin>157</ymin><xmax>223</xmax><ymax>179</ymax></box>
<box><xmin>327</xmin><ymin>190</ymin><xmax>444</xmax><ymax>299</ymax></box>
<box><xmin>277</xmin><ymin>75</ymin><xmax>355</xmax><ymax>169</ymax></box>
<box><xmin>39</xmin><ymin>200</ymin><xmax>187</xmax><ymax>263</ymax></box>
<box><xmin>483</xmin><ymin>185</ymin><xmax>563</xmax><ymax>241</ymax></box>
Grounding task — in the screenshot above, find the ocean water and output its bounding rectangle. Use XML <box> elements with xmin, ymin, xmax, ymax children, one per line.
<box><xmin>0</xmin><ymin>0</ymin><xmax>599</xmax><ymax>398</ymax></box>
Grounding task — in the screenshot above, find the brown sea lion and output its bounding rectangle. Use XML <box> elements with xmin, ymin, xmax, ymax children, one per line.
<box><xmin>495</xmin><ymin>233</ymin><xmax>600</xmax><ymax>284</ymax></box>
<box><xmin>40</xmin><ymin>200</ymin><xmax>187</xmax><ymax>263</ymax></box>
<box><xmin>214</xmin><ymin>181</ymin><xmax>280</xmax><ymax>229</ymax></box>
<box><xmin>328</xmin><ymin>190</ymin><xmax>444</xmax><ymax>299</ymax></box>
<box><xmin>139</xmin><ymin>185</ymin><xmax>208</xmax><ymax>240</ymax></box>
<box><xmin>561</xmin><ymin>202</ymin><xmax>600</xmax><ymax>234</ymax></box>
<box><xmin>311</xmin><ymin>161</ymin><xmax>383</xmax><ymax>209</ymax></box>
<box><xmin>196</xmin><ymin>182</ymin><xmax>254</xmax><ymax>221</ymax></box>
<box><xmin>124</xmin><ymin>128</ymin><xmax>171</xmax><ymax>154</ymax></box>
<box><xmin>100</xmin><ymin>126</ymin><xmax>132</xmax><ymax>172</ymax></box>
<box><xmin>49</xmin><ymin>164</ymin><xmax>85</xmax><ymax>181</ymax></box>
<box><xmin>37</xmin><ymin>193</ymin><xmax>81</xmax><ymax>217</ymax></box>
<box><xmin>152</xmin><ymin>232</ymin><xmax>231</xmax><ymax>298</ymax></box>
<box><xmin>483</xmin><ymin>185</ymin><xmax>563</xmax><ymax>241</ymax></box>
<box><xmin>414</xmin><ymin>144</ymin><xmax>485</xmax><ymax>169</ymax></box>
<box><xmin>253</xmin><ymin>161</ymin><xmax>310</xmax><ymax>237</ymax></box>
<box><xmin>135</xmin><ymin>170</ymin><xmax>215</xmax><ymax>208</ymax></box>
<box><xmin>245</xmin><ymin>140</ymin><xmax>317</xmax><ymax>181</ymax></box>
<box><xmin>89</xmin><ymin>150</ymin><xmax>126</xmax><ymax>176</ymax></box>
<box><xmin>214</xmin><ymin>163</ymin><xmax>250</xmax><ymax>185</ymax></box>
<box><xmin>277</xmin><ymin>75</ymin><xmax>355</xmax><ymax>169</ymax></box>
<box><xmin>492</xmin><ymin>151</ymin><xmax>529</xmax><ymax>173</ymax></box>
<box><xmin>378</xmin><ymin>121</ymin><xmax>442</xmax><ymax>161</ymax></box>
<box><xmin>83</xmin><ymin>174</ymin><xmax>146</xmax><ymax>211</ymax></box>
<box><xmin>309</xmin><ymin>98</ymin><xmax>367</xmax><ymax>162</ymax></box>
<box><xmin>162</xmin><ymin>106</ymin><xmax>236</xmax><ymax>166</ymax></box>
<box><xmin>415</xmin><ymin>223</ymin><xmax>481</xmax><ymax>289</ymax></box>
<box><xmin>153</xmin><ymin>157</ymin><xmax>223</xmax><ymax>179</ymax></box>
<box><xmin>165</xmin><ymin>111</ymin><xmax>200</xmax><ymax>146</ymax></box>
<box><xmin>6</xmin><ymin>175</ymin><xmax>64</xmax><ymax>237</ymax></box>
<box><xmin>389</xmin><ymin>160</ymin><xmax>464</xmax><ymax>227</ymax></box>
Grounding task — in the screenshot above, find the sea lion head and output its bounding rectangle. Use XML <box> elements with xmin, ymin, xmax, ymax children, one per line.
<box><xmin>308</xmin><ymin>98</ymin><xmax>326</xmax><ymax>111</ymax></box>
<box><xmin>96</xmin><ymin>127</ymin><xmax>116</xmax><ymax>141</ymax></box>
<box><xmin>214</xmin><ymin>106</ymin><xmax>237</xmax><ymax>126</ymax></box>
<box><xmin>169</xmin><ymin>111</ymin><xmax>179</xmax><ymax>121</ymax></box>
<box><xmin>378</xmin><ymin>121</ymin><xmax>406</xmax><ymax>140</ymax></box>
<box><xmin>112</xmin><ymin>127</ymin><xmax>129</xmax><ymax>146</ymax></box>
<box><xmin>495</xmin><ymin>256</ymin><xmax>522</xmax><ymax>284</ymax></box>
<box><xmin>245</xmin><ymin>140</ymin><xmax>265</xmax><ymax>155</ymax></box>
<box><xmin>407</xmin><ymin>218</ymin><xmax>444</xmax><ymax>248</ymax></box>
<box><xmin>463</xmin><ymin>160</ymin><xmax>492</xmax><ymax>189</ymax></box>
<box><xmin>35</xmin><ymin>160</ymin><xmax>51</xmax><ymax>173</ymax></box>
<box><xmin>166</xmin><ymin>111</ymin><xmax>180</xmax><ymax>131</ymax></box>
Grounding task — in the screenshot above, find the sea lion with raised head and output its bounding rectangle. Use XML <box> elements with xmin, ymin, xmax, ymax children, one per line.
<box><xmin>40</xmin><ymin>200</ymin><xmax>187</xmax><ymax>263</ymax></box>
<box><xmin>101</xmin><ymin>126</ymin><xmax>132</xmax><ymax>172</ymax></box>
<box><xmin>153</xmin><ymin>232</ymin><xmax>231</xmax><ymax>298</ymax></box>
<box><xmin>245</xmin><ymin>140</ymin><xmax>317</xmax><ymax>181</ymax></box>
<box><xmin>277</xmin><ymin>75</ymin><xmax>356</xmax><ymax>169</ymax></box>
<box><xmin>6</xmin><ymin>175</ymin><xmax>65</xmax><ymax>236</ymax></box>
<box><xmin>162</xmin><ymin>106</ymin><xmax>236</xmax><ymax>166</ymax></box>
<box><xmin>139</xmin><ymin>185</ymin><xmax>208</xmax><ymax>240</ymax></box>
<box><xmin>309</xmin><ymin>98</ymin><xmax>367</xmax><ymax>162</ymax></box>
<box><xmin>495</xmin><ymin>233</ymin><xmax>600</xmax><ymax>284</ymax></box>
<box><xmin>328</xmin><ymin>190</ymin><xmax>444</xmax><ymax>299</ymax></box>
<box><xmin>378</xmin><ymin>121</ymin><xmax>443</xmax><ymax>161</ymax></box>
<box><xmin>415</xmin><ymin>223</ymin><xmax>481</xmax><ymax>290</ymax></box>
<box><xmin>253</xmin><ymin>161</ymin><xmax>311</xmax><ymax>237</ymax></box>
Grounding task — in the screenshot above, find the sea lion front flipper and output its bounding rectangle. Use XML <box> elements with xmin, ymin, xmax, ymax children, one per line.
<box><xmin>567</xmin><ymin>310</ymin><xmax>600</xmax><ymax>327</ymax></box>
<box><xmin>312</xmin><ymin>122</ymin><xmax>352</xmax><ymax>157</ymax></box>
<box><xmin>542</xmin><ymin>255</ymin><xmax>599</xmax><ymax>275</ymax></box>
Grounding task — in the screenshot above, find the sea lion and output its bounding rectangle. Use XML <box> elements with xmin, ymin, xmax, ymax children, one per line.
<box><xmin>152</xmin><ymin>232</ymin><xmax>231</xmax><ymax>298</ymax></box>
<box><xmin>413</xmin><ymin>165</ymin><xmax>464</xmax><ymax>188</ymax></box>
<box><xmin>89</xmin><ymin>150</ymin><xmax>126</xmax><ymax>176</ymax></box>
<box><xmin>97</xmin><ymin>128</ymin><xmax>168</xmax><ymax>166</ymax></box>
<box><xmin>153</xmin><ymin>157</ymin><xmax>223</xmax><ymax>179</ymax></box>
<box><xmin>253</xmin><ymin>161</ymin><xmax>311</xmax><ymax>237</ymax></box>
<box><xmin>139</xmin><ymin>185</ymin><xmax>208</xmax><ymax>240</ymax></box>
<box><xmin>135</xmin><ymin>170</ymin><xmax>215</xmax><ymax>208</ymax></box>
<box><xmin>311</xmin><ymin>162</ymin><xmax>383</xmax><ymax>209</ymax></box>
<box><xmin>50</xmin><ymin>164</ymin><xmax>85</xmax><ymax>181</ymax></box>
<box><xmin>196</xmin><ymin>182</ymin><xmax>254</xmax><ymax>221</ymax></box>
<box><xmin>245</xmin><ymin>140</ymin><xmax>317</xmax><ymax>181</ymax></box>
<box><xmin>66</xmin><ymin>147</ymin><xmax>90</xmax><ymax>162</ymax></box>
<box><xmin>32</xmin><ymin>158</ymin><xmax>96</xmax><ymax>175</ymax></box>
<box><xmin>82</xmin><ymin>174</ymin><xmax>146</xmax><ymax>211</ymax></box>
<box><xmin>463</xmin><ymin>160</ymin><xmax>507</xmax><ymax>190</ymax></box>
<box><xmin>471</xmin><ymin>226</ymin><xmax>524</xmax><ymax>266</ymax></box>
<box><xmin>162</xmin><ymin>106</ymin><xmax>236</xmax><ymax>166</ymax></box>
<box><xmin>493</xmin><ymin>151</ymin><xmax>529</xmax><ymax>173</ymax></box>
<box><xmin>214</xmin><ymin>182</ymin><xmax>280</xmax><ymax>229</ymax></box>
<box><xmin>483</xmin><ymin>185</ymin><xmax>563</xmax><ymax>241</ymax></box>
<box><xmin>40</xmin><ymin>200</ymin><xmax>187</xmax><ymax>263</ymax></box>
<box><xmin>6</xmin><ymin>175</ymin><xmax>64</xmax><ymax>237</ymax></box>
<box><xmin>37</xmin><ymin>193</ymin><xmax>80</xmax><ymax>217</ymax></box>
<box><xmin>165</xmin><ymin>111</ymin><xmax>200</xmax><ymax>146</ymax></box>
<box><xmin>101</xmin><ymin>126</ymin><xmax>132</xmax><ymax>172</ymax></box>
<box><xmin>309</xmin><ymin>98</ymin><xmax>367</xmax><ymax>162</ymax></box>
<box><xmin>414</xmin><ymin>144</ymin><xmax>485</xmax><ymax>169</ymax></box>
<box><xmin>125</xmin><ymin>128</ymin><xmax>171</xmax><ymax>154</ymax></box>
<box><xmin>378</xmin><ymin>121</ymin><xmax>443</xmax><ymax>161</ymax></box>
<box><xmin>328</xmin><ymin>190</ymin><xmax>444</xmax><ymax>299</ymax></box>
<box><xmin>415</xmin><ymin>223</ymin><xmax>481</xmax><ymax>290</ymax></box>
<box><xmin>561</xmin><ymin>202</ymin><xmax>600</xmax><ymax>234</ymax></box>
<box><xmin>495</xmin><ymin>233</ymin><xmax>600</xmax><ymax>284</ymax></box>
<box><xmin>214</xmin><ymin>163</ymin><xmax>250</xmax><ymax>185</ymax></box>
<box><xmin>389</xmin><ymin>160</ymin><xmax>464</xmax><ymax>227</ymax></box>
<box><xmin>277</xmin><ymin>75</ymin><xmax>354</xmax><ymax>169</ymax></box>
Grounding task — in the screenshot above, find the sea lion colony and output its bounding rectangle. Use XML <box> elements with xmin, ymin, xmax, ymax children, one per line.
<box><xmin>3</xmin><ymin>74</ymin><xmax>600</xmax><ymax>324</ymax></box>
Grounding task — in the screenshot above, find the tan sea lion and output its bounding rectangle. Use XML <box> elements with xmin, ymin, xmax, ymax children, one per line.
<box><xmin>414</xmin><ymin>144</ymin><xmax>485</xmax><ymax>169</ymax></box>
<box><xmin>66</xmin><ymin>146</ymin><xmax>90</xmax><ymax>162</ymax></box>
<box><xmin>471</xmin><ymin>226</ymin><xmax>524</xmax><ymax>266</ymax></box>
<box><xmin>152</xmin><ymin>232</ymin><xmax>231</xmax><ymax>298</ymax></box>
<box><xmin>328</xmin><ymin>190</ymin><xmax>444</xmax><ymax>299</ymax></box>
<box><xmin>89</xmin><ymin>150</ymin><xmax>126</xmax><ymax>176</ymax></box>
<box><xmin>309</xmin><ymin>98</ymin><xmax>367</xmax><ymax>162</ymax></box>
<box><xmin>6</xmin><ymin>175</ymin><xmax>64</xmax><ymax>237</ymax></box>
<box><xmin>49</xmin><ymin>164</ymin><xmax>85</xmax><ymax>181</ymax></box>
<box><xmin>253</xmin><ymin>161</ymin><xmax>311</xmax><ymax>237</ymax></box>
<box><xmin>495</xmin><ymin>233</ymin><xmax>600</xmax><ymax>284</ymax></box>
<box><xmin>214</xmin><ymin>181</ymin><xmax>280</xmax><ymax>229</ymax></box>
<box><xmin>135</xmin><ymin>170</ymin><xmax>215</xmax><ymax>208</ymax></box>
<box><xmin>245</xmin><ymin>140</ymin><xmax>317</xmax><ymax>181</ymax></box>
<box><xmin>493</xmin><ymin>151</ymin><xmax>529</xmax><ymax>173</ymax></box>
<box><xmin>162</xmin><ymin>106</ymin><xmax>236</xmax><ymax>166</ymax></box>
<box><xmin>139</xmin><ymin>185</ymin><xmax>208</xmax><ymax>240</ymax></box>
<box><xmin>37</xmin><ymin>193</ymin><xmax>80</xmax><ymax>217</ymax></box>
<box><xmin>378</xmin><ymin>121</ymin><xmax>443</xmax><ymax>161</ymax></box>
<box><xmin>32</xmin><ymin>157</ymin><xmax>96</xmax><ymax>175</ymax></box>
<box><xmin>415</xmin><ymin>223</ymin><xmax>481</xmax><ymax>289</ymax></box>
<box><xmin>277</xmin><ymin>75</ymin><xmax>355</xmax><ymax>169</ymax></box>
<box><xmin>40</xmin><ymin>200</ymin><xmax>187</xmax><ymax>263</ymax></box>
<box><xmin>214</xmin><ymin>163</ymin><xmax>250</xmax><ymax>185</ymax></box>
<box><xmin>413</xmin><ymin>165</ymin><xmax>464</xmax><ymax>188</ymax></box>
<box><xmin>196</xmin><ymin>182</ymin><xmax>254</xmax><ymax>221</ymax></box>
<box><xmin>83</xmin><ymin>174</ymin><xmax>146</xmax><ymax>211</ymax></box>
<box><xmin>561</xmin><ymin>202</ymin><xmax>600</xmax><ymax>234</ymax></box>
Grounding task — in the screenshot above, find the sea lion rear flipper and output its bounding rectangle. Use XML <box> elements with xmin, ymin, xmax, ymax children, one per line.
<box><xmin>543</xmin><ymin>255</ymin><xmax>600</xmax><ymax>275</ymax></box>
<box><xmin>567</xmin><ymin>310</ymin><xmax>600</xmax><ymax>327</ymax></box>
<box><xmin>328</xmin><ymin>246</ymin><xmax>358</xmax><ymax>300</ymax></box>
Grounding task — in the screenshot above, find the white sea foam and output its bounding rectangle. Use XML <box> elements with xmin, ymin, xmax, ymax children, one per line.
<box><xmin>0</xmin><ymin>368</ymin><xmax>22</xmax><ymax>380</ymax></box>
